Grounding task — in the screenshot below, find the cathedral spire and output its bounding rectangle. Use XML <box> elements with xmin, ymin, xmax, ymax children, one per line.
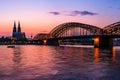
<box><xmin>18</xmin><ymin>21</ymin><xmax>21</xmax><ymax>33</ymax></box>
<box><xmin>12</xmin><ymin>21</ymin><xmax>26</xmax><ymax>39</ymax></box>
<box><xmin>13</xmin><ymin>21</ymin><xmax>16</xmax><ymax>32</ymax></box>
<box><xmin>12</xmin><ymin>21</ymin><xmax>17</xmax><ymax>38</ymax></box>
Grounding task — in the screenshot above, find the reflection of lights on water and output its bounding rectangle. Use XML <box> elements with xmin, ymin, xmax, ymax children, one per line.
<box><xmin>94</xmin><ymin>48</ymin><xmax>99</xmax><ymax>63</ymax></box>
<box><xmin>94</xmin><ymin>47</ymin><xmax>116</xmax><ymax>62</ymax></box>
<box><xmin>112</xmin><ymin>48</ymin><xmax>116</xmax><ymax>61</ymax></box>
<box><xmin>43</xmin><ymin>40</ymin><xmax>47</xmax><ymax>45</ymax></box>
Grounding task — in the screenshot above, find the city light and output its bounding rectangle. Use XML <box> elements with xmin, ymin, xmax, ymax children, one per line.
<box><xmin>94</xmin><ymin>37</ymin><xmax>99</xmax><ymax>47</ymax></box>
<box><xmin>43</xmin><ymin>40</ymin><xmax>47</xmax><ymax>45</ymax></box>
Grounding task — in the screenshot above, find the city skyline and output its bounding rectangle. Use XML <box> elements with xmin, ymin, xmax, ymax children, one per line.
<box><xmin>0</xmin><ymin>0</ymin><xmax>120</xmax><ymax>37</ymax></box>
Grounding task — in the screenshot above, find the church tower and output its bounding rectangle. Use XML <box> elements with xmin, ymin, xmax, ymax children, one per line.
<box><xmin>12</xmin><ymin>21</ymin><xmax>26</xmax><ymax>39</ymax></box>
<box><xmin>18</xmin><ymin>21</ymin><xmax>21</xmax><ymax>33</ymax></box>
<box><xmin>12</xmin><ymin>21</ymin><xmax>17</xmax><ymax>38</ymax></box>
<box><xmin>13</xmin><ymin>21</ymin><xmax>16</xmax><ymax>33</ymax></box>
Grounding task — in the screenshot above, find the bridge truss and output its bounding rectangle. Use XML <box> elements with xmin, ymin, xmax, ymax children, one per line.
<box><xmin>103</xmin><ymin>21</ymin><xmax>120</xmax><ymax>35</ymax></box>
<box><xmin>49</xmin><ymin>22</ymin><xmax>102</xmax><ymax>38</ymax></box>
<box><xmin>34</xmin><ymin>21</ymin><xmax>120</xmax><ymax>40</ymax></box>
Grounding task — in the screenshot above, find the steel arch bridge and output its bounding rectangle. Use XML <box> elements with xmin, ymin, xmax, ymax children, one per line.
<box><xmin>34</xmin><ymin>21</ymin><xmax>120</xmax><ymax>49</ymax></box>
<box><xmin>49</xmin><ymin>22</ymin><xmax>103</xmax><ymax>38</ymax></box>
<box><xmin>48</xmin><ymin>21</ymin><xmax>120</xmax><ymax>38</ymax></box>
<box><xmin>103</xmin><ymin>21</ymin><xmax>120</xmax><ymax>35</ymax></box>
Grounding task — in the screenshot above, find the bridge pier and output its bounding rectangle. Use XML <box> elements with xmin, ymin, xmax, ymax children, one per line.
<box><xmin>45</xmin><ymin>36</ymin><xmax>113</xmax><ymax>49</ymax></box>
<box><xmin>46</xmin><ymin>38</ymin><xmax>59</xmax><ymax>45</ymax></box>
<box><xmin>94</xmin><ymin>36</ymin><xmax>113</xmax><ymax>49</ymax></box>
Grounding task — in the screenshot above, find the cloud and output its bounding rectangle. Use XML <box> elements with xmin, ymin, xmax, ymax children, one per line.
<box><xmin>49</xmin><ymin>10</ymin><xmax>98</xmax><ymax>16</ymax></box>
<box><xmin>118</xmin><ymin>8</ymin><xmax>120</xmax><ymax>10</ymax></box>
<box><xmin>108</xmin><ymin>7</ymin><xmax>120</xmax><ymax>10</ymax></box>
<box><xmin>70</xmin><ymin>10</ymin><xmax>98</xmax><ymax>16</ymax></box>
<box><xmin>49</xmin><ymin>12</ymin><xmax>60</xmax><ymax>15</ymax></box>
<box><xmin>109</xmin><ymin>6</ymin><xmax>113</xmax><ymax>8</ymax></box>
<box><xmin>80</xmin><ymin>11</ymin><xmax>98</xmax><ymax>16</ymax></box>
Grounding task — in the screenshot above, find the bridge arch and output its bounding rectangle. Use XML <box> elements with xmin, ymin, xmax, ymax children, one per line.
<box><xmin>103</xmin><ymin>21</ymin><xmax>120</xmax><ymax>35</ymax></box>
<box><xmin>49</xmin><ymin>22</ymin><xmax>102</xmax><ymax>38</ymax></box>
<box><xmin>33</xmin><ymin>33</ymin><xmax>48</xmax><ymax>40</ymax></box>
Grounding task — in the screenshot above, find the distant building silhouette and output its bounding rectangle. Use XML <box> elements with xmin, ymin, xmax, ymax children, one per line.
<box><xmin>12</xmin><ymin>21</ymin><xmax>26</xmax><ymax>39</ymax></box>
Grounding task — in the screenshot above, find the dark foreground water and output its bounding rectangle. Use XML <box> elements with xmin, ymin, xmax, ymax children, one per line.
<box><xmin>0</xmin><ymin>45</ymin><xmax>120</xmax><ymax>80</ymax></box>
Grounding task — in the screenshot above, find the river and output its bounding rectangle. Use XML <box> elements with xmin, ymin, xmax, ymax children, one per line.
<box><xmin>0</xmin><ymin>45</ymin><xmax>120</xmax><ymax>80</ymax></box>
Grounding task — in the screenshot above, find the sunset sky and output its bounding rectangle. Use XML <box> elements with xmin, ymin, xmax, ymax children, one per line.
<box><xmin>0</xmin><ymin>0</ymin><xmax>120</xmax><ymax>37</ymax></box>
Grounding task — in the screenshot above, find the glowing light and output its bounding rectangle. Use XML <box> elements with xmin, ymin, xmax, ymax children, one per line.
<box><xmin>43</xmin><ymin>40</ymin><xmax>47</xmax><ymax>45</ymax></box>
<box><xmin>94</xmin><ymin>37</ymin><xmax>99</xmax><ymax>47</ymax></box>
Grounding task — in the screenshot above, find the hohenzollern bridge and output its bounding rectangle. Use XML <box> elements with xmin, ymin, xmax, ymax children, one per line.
<box><xmin>34</xmin><ymin>21</ymin><xmax>120</xmax><ymax>49</ymax></box>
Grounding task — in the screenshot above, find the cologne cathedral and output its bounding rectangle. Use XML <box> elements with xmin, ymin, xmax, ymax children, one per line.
<box><xmin>12</xmin><ymin>21</ymin><xmax>26</xmax><ymax>39</ymax></box>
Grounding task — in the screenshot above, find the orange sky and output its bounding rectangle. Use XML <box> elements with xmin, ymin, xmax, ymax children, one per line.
<box><xmin>0</xmin><ymin>0</ymin><xmax>120</xmax><ymax>37</ymax></box>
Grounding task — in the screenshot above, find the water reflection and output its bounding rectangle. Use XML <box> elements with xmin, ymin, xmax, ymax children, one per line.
<box><xmin>94</xmin><ymin>48</ymin><xmax>99</xmax><ymax>63</ymax></box>
<box><xmin>94</xmin><ymin>47</ymin><xmax>117</xmax><ymax>63</ymax></box>
<box><xmin>12</xmin><ymin>46</ymin><xmax>22</xmax><ymax>73</ymax></box>
<box><xmin>12</xmin><ymin>46</ymin><xmax>22</xmax><ymax>67</ymax></box>
<box><xmin>112</xmin><ymin>48</ymin><xmax>116</xmax><ymax>61</ymax></box>
<box><xmin>0</xmin><ymin>45</ymin><xmax>120</xmax><ymax>80</ymax></box>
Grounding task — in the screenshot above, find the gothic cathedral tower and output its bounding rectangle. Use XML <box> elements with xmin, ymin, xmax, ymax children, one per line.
<box><xmin>12</xmin><ymin>21</ymin><xmax>17</xmax><ymax>38</ymax></box>
<box><xmin>18</xmin><ymin>21</ymin><xmax>21</xmax><ymax>33</ymax></box>
<box><xmin>12</xmin><ymin>21</ymin><xmax>26</xmax><ymax>39</ymax></box>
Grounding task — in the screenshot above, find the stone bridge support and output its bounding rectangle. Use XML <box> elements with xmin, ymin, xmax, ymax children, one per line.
<box><xmin>94</xmin><ymin>36</ymin><xmax>113</xmax><ymax>49</ymax></box>
<box><xmin>46</xmin><ymin>38</ymin><xmax>59</xmax><ymax>45</ymax></box>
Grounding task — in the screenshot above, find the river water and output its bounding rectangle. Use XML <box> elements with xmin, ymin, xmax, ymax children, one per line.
<box><xmin>0</xmin><ymin>45</ymin><xmax>120</xmax><ymax>80</ymax></box>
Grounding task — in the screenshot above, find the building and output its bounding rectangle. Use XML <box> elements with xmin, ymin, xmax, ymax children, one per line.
<box><xmin>12</xmin><ymin>21</ymin><xmax>26</xmax><ymax>39</ymax></box>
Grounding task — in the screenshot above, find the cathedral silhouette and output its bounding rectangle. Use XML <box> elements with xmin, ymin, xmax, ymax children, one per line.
<box><xmin>12</xmin><ymin>21</ymin><xmax>26</xmax><ymax>39</ymax></box>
